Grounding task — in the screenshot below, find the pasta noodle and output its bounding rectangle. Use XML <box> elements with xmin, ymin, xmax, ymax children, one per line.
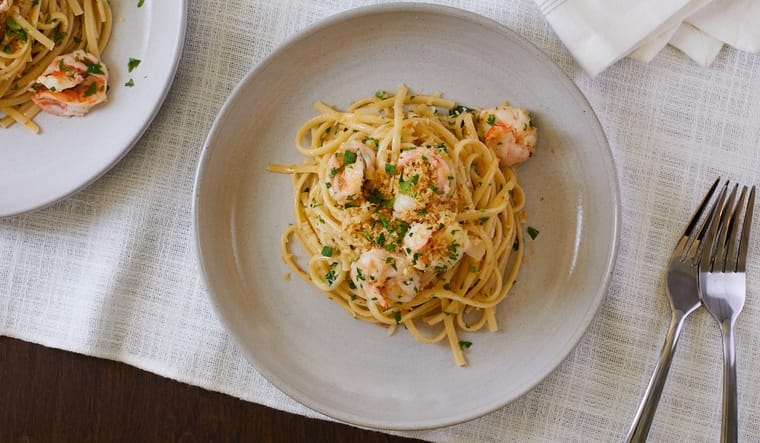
<box><xmin>268</xmin><ymin>85</ymin><xmax>537</xmax><ymax>366</ymax></box>
<box><xmin>1</xmin><ymin>0</ymin><xmax>112</xmax><ymax>133</ymax></box>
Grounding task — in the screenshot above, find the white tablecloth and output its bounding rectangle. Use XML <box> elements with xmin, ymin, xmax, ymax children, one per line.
<box><xmin>2</xmin><ymin>1</ymin><xmax>760</xmax><ymax>441</ymax></box>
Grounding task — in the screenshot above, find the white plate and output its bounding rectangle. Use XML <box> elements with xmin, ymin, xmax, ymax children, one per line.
<box><xmin>0</xmin><ymin>0</ymin><xmax>186</xmax><ymax>217</ymax></box>
<box><xmin>194</xmin><ymin>4</ymin><xmax>620</xmax><ymax>430</ymax></box>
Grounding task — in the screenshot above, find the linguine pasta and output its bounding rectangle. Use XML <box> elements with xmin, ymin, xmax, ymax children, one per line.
<box><xmin>268</xmin><ymin>85</ymin><xmax>537</xmax><ymax>366</ymax></box>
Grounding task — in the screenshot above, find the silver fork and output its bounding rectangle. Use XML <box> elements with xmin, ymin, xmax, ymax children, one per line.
<box><xmin>626</xmin><ymin>178</ymin><xmax>721</xmax><ymax>443</ymax></box>
<box><xmin>699</xmin><ymin>182</ymin><xmax>756</xmax><ymax>443</ymax></box>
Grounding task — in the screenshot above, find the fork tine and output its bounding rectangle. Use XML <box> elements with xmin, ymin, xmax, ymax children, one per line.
<box><xmin>700</xmin><ymin>183</ymin><xmax>730</xmax><ymax>272</ymax></box>
<box><xmin>678</xmin><ymin>177</ymin><xmax>721</xmax><ymax>258</ymax></box>
<box><xmin>737</xmin><ymin>186</ymin><xmax>756</xmax><ymax>272</ymax></box>
<box><xmin>725</xmin><ymin>187</ymin><xmax>747</xmax><ymax>272</ymax></box>
<box><xmin>715</xmin><ymin>185</ymin><xmax>739</xmax><ymax>272</ymax></box>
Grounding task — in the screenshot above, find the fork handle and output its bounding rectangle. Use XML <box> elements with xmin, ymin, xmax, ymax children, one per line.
<box><xmin>626</xmin><ymin>310</ymin><xmax>688</xmax><ymax>443</ymax></box>
<box><xmin>719</xmin><ymin>320</ymin><xmax>738</xmax><ymax>443</ymax></box>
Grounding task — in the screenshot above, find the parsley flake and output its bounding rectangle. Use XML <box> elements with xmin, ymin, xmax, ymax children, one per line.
<box><xmin>127</xmin><ymin>58</ymin><xmax>141</xmax><ymax>72</ymax></box>
<box><xmin>399</xmin><ymin>174</ymin><xmax>419</xmax><ymax>194</ymax></box>
<box><xmin>343</xmin><ymin>150</ymin><xmax>357</xmax><ymax>165</ymax></box>
<box><xmin>83</xmin><ymin>82</ymin><xmax>98</xmax><ymax>97</ymax></box>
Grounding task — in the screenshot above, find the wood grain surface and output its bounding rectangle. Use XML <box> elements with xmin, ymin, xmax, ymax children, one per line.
<box><xmin>0</xmin><ymin>336</ymin><xmax>422</xmax><ymax>442</ymax></box>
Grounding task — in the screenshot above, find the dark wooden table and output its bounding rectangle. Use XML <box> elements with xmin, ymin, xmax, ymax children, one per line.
<box><xmin>0</xmin><ymin>336</ymin><xmax>422</xmax><ymax>442</ymax></box>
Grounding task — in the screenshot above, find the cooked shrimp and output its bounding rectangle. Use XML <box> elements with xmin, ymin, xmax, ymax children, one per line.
<box><xmin>327</xmin><ymin>140</ymin><xmax>376</xmax><ymax>202</ymax></box>
<box><xmin>479</xmin><ymin>105</ymin><xmax>537</xmax><ymax>167</ymax></box>
<box><xmin>402</xmin><ymin>222</ymin><xmax>471</xmax><ymax>272</ymax></box>
<box><xmin>392</xmin><ymin>146</ymin><xmax>454</xmax><ymax>218</ymax></box>
<box><xmin>350</xmin><ymin>248</ymin><xmax>421</xmax><ymax>308</ymax></box>
<box><xmin>30</xmin><ymin>50</ymin><xmax>109</xmax><ymax>117</ymax></box>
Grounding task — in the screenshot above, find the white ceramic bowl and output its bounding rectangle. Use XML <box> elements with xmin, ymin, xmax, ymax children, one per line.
<box><xmin>194</xmin><ymin>4</ymin><xmax>619</xmax><ymax>430</ymax></box>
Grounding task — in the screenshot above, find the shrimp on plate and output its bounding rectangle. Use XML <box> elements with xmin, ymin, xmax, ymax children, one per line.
<box><xmin>326</xmin><ymin>140</ymin><xmax>376</xmax><ymax>202</ymax></box>
<box><xmin>402</xmin><ymin>221</ymin><xmax>481</xmax><ymax>273</ymax></box>
<box><xmin>392</xmin><ymin>146</ymin><xmax>455</xmax><ymax>219</ymax></box>
<box><xmin>479</xmin><ymin>104</ymin><xmax>537</xmax><ymax>167</ymax></box>
<box><xmin>350</xmin><ymin>248</ymin><xmax>421</xmax><ymax>308</ymax></box>
<box><xmin>31</xmin><ymin>49</ymin><xmax>109</xmax><ymax>117</ymax></box>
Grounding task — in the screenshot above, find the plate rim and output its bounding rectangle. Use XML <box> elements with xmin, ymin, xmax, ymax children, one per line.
<box><xmin>194</xmin><ymin>2</ymin><xmax>621</xmax><ymax>430</ymax></box>
<box><xmin>0</xmin><ymin>0</ymin><xmax>188</xmax><ymax>218</ymax></box>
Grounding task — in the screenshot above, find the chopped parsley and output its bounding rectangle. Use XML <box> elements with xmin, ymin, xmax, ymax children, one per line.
<box><xmin>137</xmin><ymin>0</ymin><xmax>145</xmax><ymax>7</ymax></box>
<box><xmin>384</xmin><ymin>163</ymin><xmax>396</xmax><ymax>175</ymax></box>
<box><xmin>392</xmin><ymin>311</ymin><xmax>401</xmax><ymax>324</ymax></box>
<box><xmin>448</xmin><ymin>105</ymin><xmax>474</xmax><ymax>117</ymax></box>
<box><xmin>363</xmin><ymin>136</ymin><xmax>379</xmax><ymax>149</ymax></box>
<box><xmin>479</xmin><ymin>217</ymin><xmax>489</xmax><ymax>225</ymax></box>
<box><xmin>83</xmin><ymin>58</ymin><xmax>104</xmax><ymax>75</ymax></box>
<box><xmin>399</xmin><ymin>174</ymin><xmax>419</xmax><ymax>194</ymax></box>
<box><xmin>342</xmin><ymin>150</ymin><xmax>357</xmax><ymax>165</ymax></box>
<box><xmin>5</xmin><ymin>17</ymin><xmax>28</xmax><ymax>42</ymax></box>
<box><xmin>459</xmin><ymin>340</ymin><xmax>473</xmax><ymax>350</ymax></box>
<box><xmin>83</xmin><ymin>82</ymin><xmax>98</xmax><ymax>97</ymax></box>
<box><xmin>487</xmin><ymin>114</ymin><xmax>496</xmax><ymax>125</ymax></box>
<box><xmin>321</xmin><ymin>246</ymin><xmax>333</xmax><ymax>257</ymax></box>
<box><xmin>5</xmin><ymin>17</ymin><xmax>22</xmax><ymax>32</ymax></box>
<box><xmin>52</xmin><ymin>30</ymin><xmax>67</xmax><ymax>43</ymax></box>
<box><xmin>375</xmin><ymin>90</ymin><xmax>388</xmax><ymax>100</ymax></box>
<box><xmin>324</xmin><ymin>269</ymin><xmax>337</xmax><ymax>286</ymax></box>
<box><xmin>124</xmin><ymin>78</ymin><xmax>135</xmax><ymax>87</ymax></box>
<box><xmin>127</xmin><ymin>58</ymin><xmax>141</xmax><ymax>72</ymax></box>
<box><xmin>527</xmin><ymin>226</ymin><xmax>540</xmax><ymax>240</ymax></box>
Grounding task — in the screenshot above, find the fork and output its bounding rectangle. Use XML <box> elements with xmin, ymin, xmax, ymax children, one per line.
<box><xmin>626</xmin><ymin>178</ymin><xmax>721</xmax><ymax>443</ymax></box>
<box><xmin>699</xmin><ymin>182</ymin><xmax>756</xmax><ymax>443</ymax></box>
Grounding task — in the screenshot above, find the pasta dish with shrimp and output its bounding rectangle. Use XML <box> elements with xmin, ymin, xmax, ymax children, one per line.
<box><xmin>268</xmin><ymin>86</ymin><xmax>537</xmax><ymax>366</ymax></box>
<box><xmin>1</xmin><ymin>0</ymin><xmax>111</xmax><ymax>133</ymax></box>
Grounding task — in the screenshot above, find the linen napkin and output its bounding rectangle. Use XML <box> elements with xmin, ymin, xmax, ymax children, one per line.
<box><xmin>535</xmin><ymin>0</ymin><xmax>760</xmax><ymax>75</ymax></box>
<box><xmin>688</xmin><ymin>0</ymin><xmax>760</xmax><ymax>53</ymax></box>
<box><xmin>533</xmin><ymin>0</ymin><xmax>712</xmax><ymax>76</ymax></box>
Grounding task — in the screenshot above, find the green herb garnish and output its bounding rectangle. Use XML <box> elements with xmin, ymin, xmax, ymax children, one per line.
<box><xmin>399</xmin><ymin>174</ymin><xmax>419</xmax><ymax>194</ymax></box>
<box><xmin>83</xmin><ymin>82</ymin><xmax>98</xmax><ymax>97</ymax></box>
<box><xmin>127</xmin><ymin>58</ymin><xmax>141</xmax><ymax>72</ymax></box>
<box><xmin>343</xmin><ymin>150</ymin><xmax>357</xmax><ymax>165</ymax></box>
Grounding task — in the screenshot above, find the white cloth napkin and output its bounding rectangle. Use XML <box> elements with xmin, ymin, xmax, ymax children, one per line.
<box><xmin>688</xmin><ymin>0</ymin><xmax>760</xmax><ymax>53</ymax></box>
<box><xmin>3</xmin><ymin>1</ymin><xmax>760</xmax><ymax>442</ymax></box>
<box><xmin>533</xmin><ymin>0</ymin><xmax>711</xmax><ymax>75</ymax></box>
<box><xmin>535</xmin><ymin>0</ymin><xmax>760</xmax><ymax>75</ymax></box>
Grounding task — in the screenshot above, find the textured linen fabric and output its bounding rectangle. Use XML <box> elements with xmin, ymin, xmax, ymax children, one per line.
<box><xmin>2</xmin><ymin>1</ymin><xmax>760</xmax><ymax>441</ymax></box>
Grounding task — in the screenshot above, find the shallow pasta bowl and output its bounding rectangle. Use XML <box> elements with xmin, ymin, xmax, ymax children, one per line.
<box><xmin>193</xmin><ymin>4</ymin><xmax>619</xmax><ymax>430</ymax></box>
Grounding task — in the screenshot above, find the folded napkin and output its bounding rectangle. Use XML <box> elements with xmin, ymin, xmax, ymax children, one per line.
<box><xmin>688</xmin><ymin>0</ymin><xmax>760</xmax><ymax>53</ymax></box>
<box><xmin>535</xmin><ymin>0</ymin><xmax>760</xmax><ymax>75</ymax></box>
<box><xmin>533</xmin><ymin>0</ymin><xmax>711</xmax><ymax>75</ymax></box>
